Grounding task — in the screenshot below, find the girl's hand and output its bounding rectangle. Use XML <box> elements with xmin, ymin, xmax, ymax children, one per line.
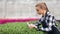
<box><xmin>27</xmin><ymin>23</ymin><xmax>37</xmax><ymax>29</ymax></box>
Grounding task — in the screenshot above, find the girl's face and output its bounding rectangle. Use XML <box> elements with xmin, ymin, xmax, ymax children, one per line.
<box><xmin>36</xmin><ymin>7</ymin><xmax>44</xmax><ymax>15</ymax></box>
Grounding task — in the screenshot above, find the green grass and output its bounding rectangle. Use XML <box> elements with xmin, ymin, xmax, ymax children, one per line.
<box><xmin>0</xmin><ymin>22</ymin><xmax>44</xmax><ymax>34</ymax></box>
<box><xmin>0</xmin><ymin>22</ymin><xmax>60</xmax><ymax>34</ymax></box>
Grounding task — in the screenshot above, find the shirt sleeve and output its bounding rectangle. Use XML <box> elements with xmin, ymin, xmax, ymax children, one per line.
<box><xmin>35</xmin><ymin>19</ymin><xmax>41</xmax><ymax>26</ymax></box>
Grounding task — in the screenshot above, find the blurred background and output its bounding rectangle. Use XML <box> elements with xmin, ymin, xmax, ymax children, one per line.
<box><xmin>0</xmin><ymin>0</ymin><xmax>60</xmax><ymax>20</ymax></box>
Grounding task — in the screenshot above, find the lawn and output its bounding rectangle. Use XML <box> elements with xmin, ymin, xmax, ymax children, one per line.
<box><xmin>0</xmin><ymin>22</ymin><xmax>44</xmax><ymax>34</ymax></box>
<box><xmin>0</xmin><ymin>22</ymin><xmax>60</xmax><ymax>34</ymax></box>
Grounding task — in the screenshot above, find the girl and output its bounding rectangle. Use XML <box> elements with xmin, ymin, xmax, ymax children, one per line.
<box><xmin>28</xmin><ymin>2</ymin><xmax>60</xmax><ymax>34</ymax></box>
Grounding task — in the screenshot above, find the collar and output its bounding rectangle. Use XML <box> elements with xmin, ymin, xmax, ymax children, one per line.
<box><xmin>42</xmin><ymin>11</ymin><xmax>50</xmax><ymax>17</ymax></box>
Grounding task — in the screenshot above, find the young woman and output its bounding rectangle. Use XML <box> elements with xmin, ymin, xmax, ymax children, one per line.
<box><xmin>28</xmin><ymin>2</ymin><xmax>60</xmax><ymax>34</ymax></box>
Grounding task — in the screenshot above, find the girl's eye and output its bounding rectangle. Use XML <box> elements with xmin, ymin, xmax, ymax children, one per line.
<box><xmin>36</xmin><ymin>9</ymin><xmax>39</xmax><ymax>11</ymax></box>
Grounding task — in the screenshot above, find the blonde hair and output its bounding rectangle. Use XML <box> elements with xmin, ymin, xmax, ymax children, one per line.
<box><xmin>35</xmin><ymin>2</ymin><xmax>48</xmax><ymax>11</ymax></box>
